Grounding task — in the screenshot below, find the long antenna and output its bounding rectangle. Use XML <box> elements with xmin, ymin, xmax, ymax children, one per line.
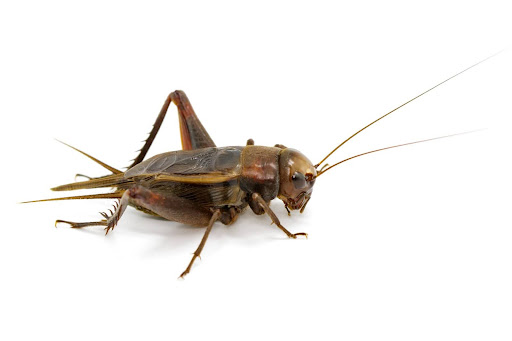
<box><xmin>316</xmin><ymin>131</ymin><xmax>478</xmax><ymax>177</ymax></box>
<box><xmin>315</xmin><ymin>52</ymin><xmax>501</xmax><ymax>168</ymax></box>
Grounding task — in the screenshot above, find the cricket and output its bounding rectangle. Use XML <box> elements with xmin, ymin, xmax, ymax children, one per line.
<box><xmin>25</xmin><ymin>55</ymin><xmax>495</xmax><ymax>278</ymax></box>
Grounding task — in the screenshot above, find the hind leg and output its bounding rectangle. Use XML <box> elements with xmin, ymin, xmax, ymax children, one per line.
<box><xmin>129</xmin><ymin>91</ymin><xmax>216</xmax><ymax>168</ymax></box>
<box><xmin>66</xmin><ymin>91</ymin><xmax>214</xmax><ymax>182</ymax></box>
<box><xmin>57</xmin><ymin>185</ymin><xmax>229</xmax><ymax>277</ymax></box>
<box><xmin>55</xmin><ymin>190</ymin><xmax>130</xmax><ymax>235</ymax></box>
<box><xmin>172</xmin><ymin>91</ymin><xmax>216</xmax><ymax>151</ymax></box>
<box><xmin>57</xmin><ymin>185</ymin><xmax>213</xmax><ymax>231</ymax></box>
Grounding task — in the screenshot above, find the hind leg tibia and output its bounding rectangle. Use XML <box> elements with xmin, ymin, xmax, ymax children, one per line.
<box><xmin>129</xmin><ymin>91</ymin><xmax>216</xmax><ymax>168</ymax></box>
<box><xmin>55</xmin><ymin>190</ymin><xmax>130</xmax><ymax>235</ymax></box>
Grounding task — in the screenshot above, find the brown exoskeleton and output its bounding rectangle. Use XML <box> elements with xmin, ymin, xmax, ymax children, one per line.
<box><xmin>25</xmin><ymin>56</ymin><xmax>495</xmax><ymax>277</ymax></box>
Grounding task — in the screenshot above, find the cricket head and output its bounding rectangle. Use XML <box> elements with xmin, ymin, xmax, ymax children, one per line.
<box><xmin>278</xmin><ymin>148</ymin><xmax>316</xmax><ymax>213</ymax></box>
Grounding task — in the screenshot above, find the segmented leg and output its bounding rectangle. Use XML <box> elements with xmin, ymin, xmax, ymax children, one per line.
<box><xmin>128</xmin><ymin>185</ymin><xmax>212</xmax><ymax>227</ymax></box>
<box><xmin>55</xmin><ymin>190</ymin><xmax>130</xmax><ymax>235</ymax></box>
<box><xmin>180</xmin><ymin>210</ymin><xmax>221</xmax><ymax>278</ymax></box>
<box><xmin>54</xmin><ymin>220</ymin><xmax>106</xmax><ymax>228</ymax></box>
<box><xmin>129</xmin><ymin>90</ymin><xmax>216</xmax><ymax>169</ymax></box>
<box><xmin>173</xmin><ymin>91</ymin><xmax>216</xmax><ymax>151</ymax></box>
<box><xmin>55</xmin><ymin>184</ymin><xmax>214</xmax><ymax>231</ymax></box>
<box><xmin>251</xmin><ymin>193</ymin><xmax>308</xmax><ymax>238</ymax></box>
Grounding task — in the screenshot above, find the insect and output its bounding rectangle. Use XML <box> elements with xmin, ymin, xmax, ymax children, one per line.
<box><xmin>25</xmin><ymin>56</ymin><xmax>495</xmax><ymax>278</ymax></box>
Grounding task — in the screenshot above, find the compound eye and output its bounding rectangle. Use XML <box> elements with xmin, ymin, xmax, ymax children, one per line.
<box><xmin>292</xmin><ymin>172</ymin><xmax>306</xmax><ymax>189</ymax></box>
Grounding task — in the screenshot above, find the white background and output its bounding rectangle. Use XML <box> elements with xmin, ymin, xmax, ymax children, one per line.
<box><xmin>1</xmin><ymin>1</ymin><xmax>511</xmax><ymax>340</ymax></box>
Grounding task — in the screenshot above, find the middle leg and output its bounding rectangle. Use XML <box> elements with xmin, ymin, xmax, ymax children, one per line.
<box><xmin>179</xmin><ymin>209</ymin><xmax>221</xmax><ymax>278</ymax></box>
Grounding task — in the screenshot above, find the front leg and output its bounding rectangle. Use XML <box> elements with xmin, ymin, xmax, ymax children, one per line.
<box><xmin>251</xmin><ymin>193</ymin><xmax>308</xmax><ymax>239</ymax></box>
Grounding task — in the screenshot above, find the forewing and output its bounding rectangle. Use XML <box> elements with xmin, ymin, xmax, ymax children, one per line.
<box><xmin>125</xmin><ymin>147</ymin><xmax>243</xmax><ymax>178</ymax></box>
<box><xmin>124</xmin><ymin>147</ymin><xmax>245</xmax><ymax>207</ymax></box>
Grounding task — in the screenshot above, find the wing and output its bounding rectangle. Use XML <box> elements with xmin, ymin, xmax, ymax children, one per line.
<box><xmin>125</xmin><ymin>147</ymin><xmax>243</xmax><ymax>178</ymax></box>
<box><xmin>124</xmin><ymin>146</ymin><xmax>246</xmax><ymax>207</ymax></box>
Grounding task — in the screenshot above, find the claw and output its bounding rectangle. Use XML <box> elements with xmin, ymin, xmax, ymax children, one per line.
<box><xmin>284</xmin><ymin>204</ymin><xmax>291</xmax><ymax>216</ymax></box>
<box><xmin>54</xmin><ymin>219</ymin><xmax>101</xmax><ymax>229</ymax></box>
<box><xmin>292</xmin><ymin>232</ymin><xmax>308</xmax><ymax>239</ymax></box>
<box><xmin>55</xmin><ymin>220</ymin><xmax>78</xmax><ymax>228</ymax></box>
